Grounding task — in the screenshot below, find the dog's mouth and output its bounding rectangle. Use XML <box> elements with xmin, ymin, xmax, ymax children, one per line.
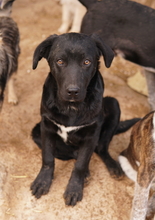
<box><xmin>68</xmin><ymin>99</ymin><xmax>77</xmax><ymax>103</ymax></box>
<box><xmin>58</xmin><ymin>95</ymin><xmax>84</xmax><ymax>103</ymax></box>
<box><xmin>67</xmin><ymin>94</ymin><xmax>85</xmax><ymax>103</ymax></box>
<box><xmin>59</xmin><ymin>92</ymin><xmax>85</xmax><ymax>103</ymax></box>
<box><xmin>66</xmin><ymin>99</ymin><xmax>83</xmax><ymax>104</ymax></box>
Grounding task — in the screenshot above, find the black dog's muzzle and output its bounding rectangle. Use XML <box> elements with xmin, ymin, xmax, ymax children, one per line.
<box><xmin>66</xmin><ymin>85</ymin><xmax>80</xmax><ymax>102</ymax></box>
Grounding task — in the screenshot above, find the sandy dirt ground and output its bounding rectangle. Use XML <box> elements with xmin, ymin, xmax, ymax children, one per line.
<box><xmin>0</xmin><ymin>0</ymin><xmax>153</xmax><ymax>219</ymax></box>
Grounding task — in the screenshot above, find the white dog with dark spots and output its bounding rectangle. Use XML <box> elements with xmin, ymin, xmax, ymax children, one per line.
<box><xmin>119</xmin><ymin>111</ymin><xmax>155</xmax><ymax>220</ymax></box>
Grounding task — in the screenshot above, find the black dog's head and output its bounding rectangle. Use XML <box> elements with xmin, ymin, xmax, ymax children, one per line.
<box><xmin>33</xmin><ymin>33</ymin><xmax>114</xmax><ymax>103</ymax></box>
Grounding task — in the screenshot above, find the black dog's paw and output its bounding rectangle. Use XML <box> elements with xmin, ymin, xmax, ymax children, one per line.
<box><xmin>30</xmin><ymin>168</ymin><xmax>53</xmax><ymax>199</ymax></box>
<box><xmin>99</xmin><ymin>152</ymin><xmax>124</xmax><ymax>179</ymax></box>
<box><xmin>107</xmin><ymin>160</ymin><xmax>125</xmax><ymax>179</ymax></box>
<box><xmin>102</xmin><ymin>153</ymin><xmax>124</xmax><ymax>179</ymax></box>
<box><xmin>63</xmin><ymin>185</ymin><xmax>83</xmax><ymax>206</ymax></box>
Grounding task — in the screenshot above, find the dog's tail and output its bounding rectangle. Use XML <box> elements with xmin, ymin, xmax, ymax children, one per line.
<box><xmin>31</xmin><ymin>123</ymin><xmax>42</xmax><ymax>149</ymax></box>
<box><xmin>78</xmin><ymin>0</ymin><xmax>96</xmax><ymax>9</ymax></box>
<box><xmin>115</xmin><ymin>118</ymin><xmax>140</xmax><ymax>134</ymax></box>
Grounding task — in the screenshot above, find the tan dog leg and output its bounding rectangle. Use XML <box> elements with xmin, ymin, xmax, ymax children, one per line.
<box><xmin>131</xmin><ymin>181</ymin><xmax>152</xmax><ymax>220</ymax></box>
<box><xmin>58</xmin><ymin>4</ymin><xmax>72</xmax><ymax>33</ymax></box>
<box><xmin>69</xmin><ymin>5</ymin><xmax>86</xmax><ymax>33</ymax></box>
<box><xmin>7</xmin><ymin>75</ymin><xmax>18</xmax><ymax>105</ymax></box>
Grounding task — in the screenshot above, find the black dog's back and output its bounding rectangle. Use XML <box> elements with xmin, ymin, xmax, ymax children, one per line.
<box><xmin>80</xmin><ymin>0</ymin><xmax>155</xmax><ymax>68</ymax></box>
<box><xmin>79</xmin><ymin>0</ymin><xmax>96</xmax><ymax>8</ymax></box>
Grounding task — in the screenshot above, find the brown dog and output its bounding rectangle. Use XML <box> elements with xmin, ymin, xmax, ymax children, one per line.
<box><xmin>119</xmin><ymin>111</ymin><xmax>155</xmax><ymax>220</ymax></box>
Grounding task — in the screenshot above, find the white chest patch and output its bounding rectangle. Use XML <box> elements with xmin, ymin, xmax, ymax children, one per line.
<box><xmin>57</xmin><ymin>123</ymin><xmax>84</xmax><ymax>142</ymax></box>
<box><xmin>51</xmin><ymin>120</ymin><xmax>94</xmax><ymax>143</ymax></box>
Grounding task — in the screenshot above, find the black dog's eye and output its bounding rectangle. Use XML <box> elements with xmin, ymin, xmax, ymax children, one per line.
<box><xmin>57</xmin><ymin>59</ymin><xmax>64</xmax><ymax>66</ymax></box>
<box><xmin>84</xmin><ymin>59</ymin><xmax>91</xmax><ymax>65</ymax></box>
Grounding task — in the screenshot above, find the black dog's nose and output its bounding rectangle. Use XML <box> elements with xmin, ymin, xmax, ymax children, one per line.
<box><xmin>67</xmin><ymin>87</ymin><xmax>80</xmax><ymax>99</ymax></box>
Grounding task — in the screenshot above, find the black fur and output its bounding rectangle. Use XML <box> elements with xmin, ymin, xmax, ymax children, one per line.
<box><xmin>80</xmin><ymin>0</ymin><xmax>155</xmax><ymax>68</ymax></box>
<box><xmin>79</xmin><ymin>0</ymin><xmax>155</xmax><ymax>110</ymax></box>
<box><xmin>31</xmin><ymin>33</ymin><xmax>139</xmax><ymax>206</ymax></box>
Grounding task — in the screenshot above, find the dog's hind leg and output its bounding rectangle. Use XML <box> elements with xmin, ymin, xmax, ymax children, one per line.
<box><xmin>119</xmin><ymin>156</ymin><xmax>154</xmax><ymax>220</ymax></box>
<box><xmin>130</xmin><ymin>162</ymin><xmax>155</xmax><ymax>220</ymax></box>
<box><xmin>146</xmin><ymin>185</ymin><xmax>155</xmax><ymax>220</ymax></box>
<box><xmin>69</xmin><ymin>4</ymin><xmax>86</xmax><ymax>33</ymax></box>
<box><xmin>143</xmin><ymin>69</ymin><xmax>155</xmax><ymax>111</ymax></box>
<box><xmin>31</xmin><ymin>122</ymin><xmax>42</xmax><ymax>149</ymax></box>
<box><xmin>95</xmin><ymin>96</ymin><xmax>124</xmax><ymax>178</ymax></box>
<box><xmin>58</xmin><ymin>3</ymin><xmax>72</xmax><ymax>33</ymax></box>
<box><xmin>7</xmin><ymin>74</ymin><xmax>18</xmax><ymax>105</ymax></box>
<box><xmin>131</xmin><ymin>180</ymin><xmax>152</xmax><ymax>220</ymax></box>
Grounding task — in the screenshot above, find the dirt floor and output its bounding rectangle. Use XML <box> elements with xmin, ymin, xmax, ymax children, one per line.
<box><xmin>0</xmin><ymin>0</ymin><xmax>153</xmax><ymax>219</ymax></box>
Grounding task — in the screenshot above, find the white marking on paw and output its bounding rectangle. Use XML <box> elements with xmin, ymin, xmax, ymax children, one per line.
<box><xmin>118</xmin><ymin>155</ymin><xmax>137</xmax><ymax>182</ymax></box>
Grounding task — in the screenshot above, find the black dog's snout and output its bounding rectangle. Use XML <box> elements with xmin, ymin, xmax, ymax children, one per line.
<box><xmin>67</xmin><ymin>86</ymin><xmax>80</xmax><ymax>99</ymax></box>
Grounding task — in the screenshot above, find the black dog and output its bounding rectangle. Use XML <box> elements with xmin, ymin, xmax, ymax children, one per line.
<box><xmin>31</xmin><ymin>33</ymin><xmax>139</xmax><ymax>206</ymax></box>
<box><xmin>0</xmin><ymin>0</ymin><xmax>20</xmax><ymax>111</ymax></box>
<box><xmin>79</xmin><ymin>0</ymin><xmax>155</xmax><ymax>110</ymax></box>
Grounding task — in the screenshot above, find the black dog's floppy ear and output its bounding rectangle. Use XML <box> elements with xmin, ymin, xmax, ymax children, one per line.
<box><xmin>32</xmin><ymin>34</ymin><xmax>58</xmax><ymax>70</ymax></box>
<box><xmin>91</xmin><ymin>34</ymin><xmax>114</xmax><ymax>68</ymax></box>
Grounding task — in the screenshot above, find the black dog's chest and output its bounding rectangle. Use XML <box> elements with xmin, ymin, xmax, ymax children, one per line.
<box><xmin>53</xmin><ymin>120</ymin><xmax>97</xmax><ymax>145</ymax></box>
<box><xmin>55</xmin><ymin>122</ymin><xmax>86</xmax><ymax>143</ymax></box>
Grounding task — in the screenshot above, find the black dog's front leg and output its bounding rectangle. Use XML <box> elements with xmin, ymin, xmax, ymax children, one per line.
<box><xmin>96</xmin><ymin>97</ymin><xmax>124</xmax><ymax>178</ymax></box>
<box><xmin>31</xmin><ymin>120</ymin><xmax>56</xmax><ymax>199</ymax></box>
<box><xmin>63</xmin><ymin>141</ymin><xmax>94</xmax><ymax>206</ymax></box>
